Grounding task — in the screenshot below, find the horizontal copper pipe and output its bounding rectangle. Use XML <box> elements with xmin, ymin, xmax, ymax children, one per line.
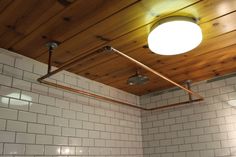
<box><xmin>38</xmin><ymin>79</ymin><xmax>147</xmax><ymax>110</ymax></box>
<box><xmin>38</xmin><ymin>46</ymin><xmax>203</xmax><ymax>111</ymax></box>
<box><xmin>110</xmin><ymin>47</ymin><xmax>204</xmax><ymax>100</ymax></box>
<box><xmin>38</xmin><ymin>79</ymin><xmax>202</xmax><ymax>111</ymax></box>
<box><xmin>148</xmin><ymin>98</ymin><xmax>203</xmax><ymax>111</ymax></box>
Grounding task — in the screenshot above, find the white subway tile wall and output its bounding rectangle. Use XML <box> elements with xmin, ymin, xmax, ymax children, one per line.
<box><xmin>141</xmin><ymin>76</ymin><xmax>236</xmax><ymax>157</ymax></box>
<box><xmin>0</xmin><ymin>48</ymin><xmax>143</xmax><ymax>157</ymax></box>
<box><xmin>2</xmin><ymin>47</ymin><xmax>236</xmax><ymax>157</ymax></box>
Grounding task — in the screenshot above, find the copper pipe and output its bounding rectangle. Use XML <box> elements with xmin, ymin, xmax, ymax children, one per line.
<box><xmin>37</xmin><ymin>46</ymin><xmax>204</xmax><ymax>111</ymax></box>
<box><xmin>47</xmin><ymin>47</ymin><xmax>53</xmax><ymax>74</ymax></box>
<box><xmin>38</xmin><ymin>79</ymin><xmax>202</xmax><ymax>111</ymax></box>
<box><xmin>148</xmin><ymin>98</ymin><xmax>202</xmax><ymax>111</ymax></box>
<box><xmin>38</xmin><ymin>79</ymin><xmax>147</xmax><ymax>110</ymax></box>
<box><xmin>38</xmin><ymin>48</ymin><xmax>105</xmax><ymax>81</ymax></box>
<box><xmin>186</xmin><ymin>80</ymin><xmax>193</xmax><ymax>101</ymax></box>
<box><xmin>110</xmin><ymin>47</ymin><xmax>204</xmax><ymax>100</ymax></box>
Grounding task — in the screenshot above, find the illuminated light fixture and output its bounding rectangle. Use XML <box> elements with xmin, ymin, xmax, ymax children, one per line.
<box><xmin>148</xmin><ymin>16</ymin><xmax>202</xmax><ymax>55</ymax></box>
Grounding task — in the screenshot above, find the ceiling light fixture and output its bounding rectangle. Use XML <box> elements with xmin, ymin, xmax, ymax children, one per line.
<box><xmin>148</xmin><ymin>16</ymin><xmax>202</xmax><ymax>55</ymax></box>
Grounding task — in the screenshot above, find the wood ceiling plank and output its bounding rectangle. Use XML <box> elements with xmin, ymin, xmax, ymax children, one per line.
<box><xmin>89</xmin><ymin>41</ymin><xmax>236</xmax><ymax>85</ymax></box>
<box><xmin>0</xmin><ymin>0</ymin><xmax>12</xmax><ymax>13</ymax></box>
<box><xmin>70</xmin><ymin>2</ymin><xmax>236</xmax><ymax>78</ymax></box>
<box><xmin>69</xmin><ymin>0</ymin><xmax>236</xmax><ymax>75</ymax></box>
<box><xmin>12</xmin><ymin>0</ymin><xmax>139</xmax><ymax>58</ymax></box>
<box><xmin>93</xmin><ymin>41</ymin><xmax>236</xmax><ymax>95</ymax></box>
<box><xmin>2</xmin><ymin>0</ymin><xmax>236</xmax><ymax>95</ymax></box>
<box><xmin>73</xmin><ymin>17</ymin><xmax>236</xmax><ymax>84</ymax></box>
<box><xmin>0</xmin><ymin>0</ymin><xmax>65</xmax><ymax>48</ymax></box>
<box><xmin>35</xmin><ymin>0</ymin><xmax>199</xmax><ymax>64</ymax></box>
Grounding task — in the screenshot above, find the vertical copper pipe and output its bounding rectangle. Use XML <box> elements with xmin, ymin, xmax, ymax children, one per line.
<box><xmin>186</xmin><ymin>80</ymin><xmax>193</xmax><ymax>101</ymax></box>
<box><xmin>47</xmin><ymin>47</ymin><xmax>52</xmax><ymax>74</ymax></box>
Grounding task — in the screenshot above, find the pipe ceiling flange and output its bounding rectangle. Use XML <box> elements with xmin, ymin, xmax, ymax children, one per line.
<box><xmin>46</xmin><ymin>41</ymin><xmax>59</xmax><ymax>50</ymax></box>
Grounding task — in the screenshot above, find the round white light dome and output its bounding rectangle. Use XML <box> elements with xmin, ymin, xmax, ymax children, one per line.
<box><xmin>148</xmin><ymin>16</ymin><xmax>202</xmax><ymax>55</ymax></box>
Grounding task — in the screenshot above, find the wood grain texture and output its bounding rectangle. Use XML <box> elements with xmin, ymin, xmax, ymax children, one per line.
<box><xmin>1</xmin><ymin>0</ymin><xmax>236</xmax><ymax>95</ymax></box>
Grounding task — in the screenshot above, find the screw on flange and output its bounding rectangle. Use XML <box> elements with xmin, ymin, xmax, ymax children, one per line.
<box><xmin>103</xmin><ymin>46</ymin><xmax>113</xmax><ymax>53</ymax></box>
<box><xmin>46</xmin><ymin>41</ymin><xmax>59</xmax><ymax>51</ymax></box>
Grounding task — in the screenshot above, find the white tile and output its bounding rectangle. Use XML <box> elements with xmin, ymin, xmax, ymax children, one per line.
<box><xmin>69</xmin><ymin>137</ymin><xmax>82</xmax><ymax>146</ymax></box>
<box><xmin>94</xmin><ymin>123</ymin><xmax>105</xmax><ymax>131</ymax></box>
<box><xmin>0</xmin><ymin>96</ymin><xmax>9</xmax><ymax>107</ymax></box>
<box><xmin>0</xmin><ymin>119</ymin><xmax>6</xmax><ymax>130</ymax></box>
<box><xmin>215</xmin><ymin>148</ymin><xmax>230</xmax><ymax>157</ymax></box>
<box><xmin>45</xmin><ymin>145</ymin><xmax>60</xmax><ymax>155</ymax></box>
<box><xmin>16</xmin><ymin>133</ymin><xmax>35</xmax><ymax>144</ymax></box>
<box><xmin>0</xmin><ymin>63</ymin><xmax>2</xmax><ymax>73</ymax></box>
<box><xmin>37</xmin><ymin>114</ymin><xmax>53</xmax><ymax>124</ymax></box>
<box><xmin>61</xmin><ymin>146</ymin><xmax>75</xmax><ymax>155</ymax></box>
<box><xmin>82</xmin><ymin>105</ymin><xmax>94</xmax><ymax>114</ymax></box>
<box><xmin>3</xmin><ymin>65</ymin><xmax>23</xmax><ymax>79</ymax></box>
<box><xmin>64</xmin><ymin>75</ymin><xmax>77</xmax><ymax>86</ymax></box>
<box><xmin>28</xmin><ymin>123</ymin><xmax>45</xmax><ymax>134</ymax></box>
<box><xmin>64</xmin><ymin>91</ymin><xmax>77</xmax><ymax>101</ymax></box>
<box><xmin>0</xmin><ymin>86</ymin><xmax>20</xmax><ymax>99</ymax></box>
<box><xmin>32</xmin><ymin>83</ymin><xmax>48</xmax><ymax>95</ymax></box>
<box><xmin>76</xmin><ymin>146</ymin><xmax>89</xmax><ymax>155</ymax></box>
<box><xmin>0</xmin><ymin>74</ymin><xmax>12</xmax><ymax>86</ymax></box>
<box><xmin>0</xmin><ymin>131</ymin><xmax>15</xmax><ymax>142</ymax></box>
<box><xmin>49</xmin><ymin>87</ymin><xmax>63</xmax><ymax>98</ymax></box>
<box><xmin>0</xmin><ymin>52</ymin><xmax>15</xmax><ymax>66</ymax></box>
<box><xmin>25</xmin><ymin>144</ymin><xmax>44</xmax><ymax>155</ymax></box>
<box><xmin>46</xmin><ymin>125</ymin><xmax>61</xmax><ymax>136</ymax></box>
<box><xmin>33</xmin><ymin>62</ymin><xmax>47</xmax><ymax>75</ymax></box>
<box><xmin>21</xmin><ymin>91</ymin><xmax>38</xmax><ymax>102</ymax></box>
<box><xmin>82</xmin><ymin>138</ymin><xmax>94</xmax><ymax>146</ymax></box>
<box><xmin>9</xmin><ymin>98</ymin><xmax>28</xmax><ymax>111</ymax></box>
<box><xmin>0</xmin><ymin>108</ymin><xmax>17</xmax><ymax>120</ymax></box>
<box><xmin>89</xmin><ymin>114</ymin><xmax>100</xmax><ymax>123</ymax></box>
<box><xmin>70</xmin><ymin>102</ymin><xmax>82</xmax><ymax>112</ymax></box>
<box><xmin>29</xmin><ymin>103</ymin><xmax>46</xmax><ymax>114</ymax></box>
<box><xmin>18</xmin><ymin>111</ymin><xmax>36</xmax><ymax>122</ymax></box>
<box><xmin>62</xmin><ymin>109</ymin><xmax>76</xmax><ymax>119</ymax></box>
<box><xmin>39</xmin><ymin>95</ymin><xmax>55</xmax><ymax>106</ymax></box>
<box><xmin>95</xmin><ymin>139</ymin><xmax>106</xmax><ymax>147</ymax></box>
<box><xmin>12</xmin><ymin>78</ymin><xmax>31</xmax><ymax>91</ymax></box>
<box><xmin>53</xmin><ymin>136</ymin><xmax>68</xmax><ymax>145</ymax></box>
<box><xmin>82</xmin><ymin>121</ymin><xmax>94</xmax><ymax>130</ymax></box>
<box><xmin>76</xmin><ymin>112</ymin><xmax>88</xmax><ymax>121</ymax></box>
<box><xmin>89</xmin><ymin>130</ymin><xmax>100</xmax><ymax>138</ymax></box>
<box><xmin>23</xmin><ymin>71</ymin><xmax>39</xmax><ymax>83</ymax></box>
<box><xmin>4</xmin><ymin>144</ymin><xmax>25</xmax><ymax>155</ymax></box>
<box><xmin>62</xmin><ymin>127</ymin><xmax>75</xmax><ymax>136</ymax></box>
<box><xmin>46</xmin><ymin>106</ymin><xmax>61</xmax><ymax>116</ymax></box>
<box><xmin>36</xmin><ymin>135</ymin><xmax>53</xmax><ymax>144</ymax></box>
<box><xmin>7</xmin><ymin>120</ymin><xmax>27</xmax><ymax>132</ymax></box>
<box><xmin>76</xmin><ymin>129</ymin><xmax>88</xmax><ymax>137</ymax></box>
<box><xmin>200</xmin><ymin>150</ymin><xmax>214</xmax><ymax>157</ymax></box>
<box><xmin>69</xmin><ymin>119</ymin><xmax>82</xmax><ymax>128</ymax></box>
<box><xmin>15</xmin><ymin>57</ymin><xmax>33</xmax><ymax>72</ymax></box>
<box><xmin>0</xmin><ymin>143</ymin><xmax>2</xmax><ymax>154</ymax></box>
<box><xmin>55</xmin><ymin>99</ymin><xmax>69</xmax><ymax>109</ymax></box>
<box><xmin>55</xmin><ymin>117</ymin><xmax>68</xmax><ymax>127</ymax></box>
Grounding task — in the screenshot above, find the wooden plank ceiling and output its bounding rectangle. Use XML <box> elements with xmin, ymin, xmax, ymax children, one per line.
<box><xmin>1</xmin><ymin>0</ymin><xmax>236</xmax><ymax>95</ymax></box>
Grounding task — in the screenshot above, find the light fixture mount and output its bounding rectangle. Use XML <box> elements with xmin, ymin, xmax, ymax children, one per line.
<box><xmin>148</xmin><ymin>16</ymin><xmax>202</xmax><ymax>55</ymax></box>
